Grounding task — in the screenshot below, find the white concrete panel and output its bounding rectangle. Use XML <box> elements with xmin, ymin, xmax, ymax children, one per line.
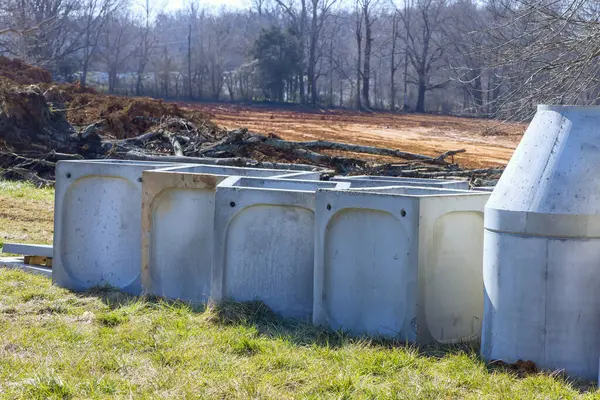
<box><xmin>141</xmin><ymin>165</ymin><xmax>301</xmax><ymax>303</ymax></box>
<box><xmin>323</xmin><ymin>209</ymin><xmax>412</xmax><ymax>337</ymax></box>
<box><xmin>224</xmin><ymin>205</ymin><xmax>315</xmax><ymax>319</ymax></box>
<box><xmin>273</xmin><ymin>171</ymin><xmax>322</xmax><ymax>180</ymax></box>
<box><xmin>211</xmin><ymin>176</ymin><xmax>349</xmax><ymax>320</ymax></box>
<box><xmin>314</xmin><ymin>186</ymin><xmax>489</xmax><ymax>343</ymax></box>
<box><xmin>1</xmin><ymin>243</ymin><xmax>53</xmax><ymax>257</ymax></box>
<box><xmin>53</xmin><ymin>160</ymin><xmax>176</xmax><ymax>294</ymax></box>
<box><xmin>425</xmin><ymin>211</ymin><xmax>484</xmax><ymax>343</ymax></box>
<box><xmin>332</xmin><ymin>175</ymin><xmax>470</xmax><ymax>190</ymax></box>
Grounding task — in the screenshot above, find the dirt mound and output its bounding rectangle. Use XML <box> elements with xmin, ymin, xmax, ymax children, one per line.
<box><xmin>0</xmin><ymin>57</ymin><xmax>215</xmax><ymax>141</ymax></box>
<box><xmin>0</xmin><ymin>56</ymin><xmax>52</xmax><ymax>85</ymax></box>
<box><xmin>0</xmin><ymin>84</ymin><xmax>74</xmax><ymax>152</ymax></box>
<box><xmin>63</xmin><ymin>93</ymin><xmax>215</xmax><ymax>139</ymax></box>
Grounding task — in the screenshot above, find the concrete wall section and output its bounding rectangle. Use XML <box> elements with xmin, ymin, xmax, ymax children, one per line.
<box><xmin>272</xmin><ymin>171</ymin><xmax>322</xmax><ymax>180</ymax></box>
<box><xmin>53</xmin><ymin>160</ymin><xmax>176</xmax><ymax>294</ymax></box>
<box><xmin>141</xmin><ymin>165</ymin><xmax>300</xmax><ymax>303</ymax></box>
<box><xmin>211</xmin><ymin>177</ymin><xmax>348</xmax><ymax>320</ymax></box>
<box><xmin>332</xmin><ymin>176</ymin><xmax>470</xmax><ymax>190</ymax></box>
<box><xmin>314</xmin><ymin>190</ymin><xmax>420</xmax><ymax>339</ymax></box>
<box><xmin>313</xmin><ymin>187</ymin><xmax>489</xmax><ymax>343</ymax></box>
<box><xmin>141</xmin><ymin>170</ymin><xmax>226</xmax><ymax>303</ymax></box>
<box><xmin>417</xmin><ymin>194</ymin><xmax>488</xmax><ymax>344</ymax></box>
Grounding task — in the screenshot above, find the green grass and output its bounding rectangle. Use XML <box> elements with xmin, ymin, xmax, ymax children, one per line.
<box><xmin>0</xmin><ymin>180</ymin><xmax>54</xmax><ymax>251</ymax></box>
<box><xmin>0</xmin><ymin>271</ymin><xmax>596</xmax><ymax>399</ymax></box>
<box><xmin>0</xmin><ymin>180</ymin><xmax>55</xmax><ymax>201</ymax></box>
<box><xmin>0</xmin><ymin>179</ymin><xmax>599</xmax><ymax>398</ymax></box>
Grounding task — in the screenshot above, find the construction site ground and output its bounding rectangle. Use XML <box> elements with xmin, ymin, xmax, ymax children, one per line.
<box><xmin>191</xmin><ymin>103</ymin><xmax>525</xmax><ymax>169</ymax></box>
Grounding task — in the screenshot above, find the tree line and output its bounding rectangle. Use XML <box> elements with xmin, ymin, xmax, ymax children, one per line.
<box><xmin>1</xmin><ymin>0</ymin><xmax>598</xmax><ymax>119</ymax></box>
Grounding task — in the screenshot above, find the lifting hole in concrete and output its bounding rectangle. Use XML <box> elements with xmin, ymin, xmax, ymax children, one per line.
<box><xmin>138</xmin><ymin>177</ymin><xmax>143</xmax><ymax>183</ymax></box>
<box><xmin>66</xmin><ymin>173</ymin><xmax>71</xmax><ymax>179</ymax></box>
<box><xmin>400</xmin><ymin>209</ymin><xmax>407</xmax><ymax>217</ymax></box>
<box><xmin>327</xmin><ymin>204</ymin><xmax>332</xmax><ymax>210</ymax></box>
<box><xmin>230</xmin><ymin>201</ymin><xmax>236</xmax><ymax>207</ymax></box>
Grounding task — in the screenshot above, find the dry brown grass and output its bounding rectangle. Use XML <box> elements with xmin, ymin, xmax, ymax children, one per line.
<box><xmin>0</xmin><ymin>181</ymin><xmax>54</xmax><ymax>249</ymax></box>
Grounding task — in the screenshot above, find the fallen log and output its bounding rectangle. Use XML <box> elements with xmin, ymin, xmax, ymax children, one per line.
<box><xmin>199</xmin><ymin>134</ymin><xmax>465</xmax><ymax>166</ymax></box>
<box><xmin>44</xmin><ymin>151</ymin><xmax>85</xmax><ymax>162</ymax></box>
<box><xmin>198</xmin><ymin>128</ymin><xmax>246</xmax><ymax>156</ymax></box>
<box><xmin>114</xmin><ymin>131</ymin><xmax>160</xmax><ymax>147</ymax></box>
<box><xmin>391</xmin><ymin>168</ymin><xmax>504</xmax><ymax>178</ymax></box>
<box><xmin>433</xmin><ymin>149</ymin><xmax>467</xmax><ymax>163</ymax></box>
<box><xmin>1</xmin><ymin>167</ymin><xmax>54</xmax><ymax>187</ymax></box>
<box><xmin>254</xmin><ymin>138</ymin><xmax>465</xmax><ymax>165</ymax></box>
<box><xmin>160</xmin><ymin>130</ymin><xmax>184</xmax><ymax>156</ymax></box>
<box><xmin>122</xmin><ymin>151</ymin><xmax>326</xmax><ymax>171</ymax></box>
<box><xmin>0</xmin><ymin>152</ymin><xmax>56</xmax><ymax>169</ymax></box>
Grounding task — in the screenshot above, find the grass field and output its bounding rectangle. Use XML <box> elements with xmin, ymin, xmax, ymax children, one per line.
<box><xmin>0</xmin><ymin>180</ymin><xmax>54</xmax><ymax>250</ymax></box>
<box><xmin>0</xmin><ymin>180</ymin><xmax>599</xmax><ymax>399</ymax></box>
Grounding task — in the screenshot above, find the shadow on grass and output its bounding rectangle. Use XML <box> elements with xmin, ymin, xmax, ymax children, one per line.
<box><xmin>79</xmin><ymin>287</ymin><xmax>598</xmax><ymax>392</ymax></box>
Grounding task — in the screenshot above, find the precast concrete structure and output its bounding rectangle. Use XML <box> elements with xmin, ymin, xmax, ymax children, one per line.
<box><xmin>140</xmin><ymin>164</ymin><xmax>304</xmax><ymax>303</ymax></box>
<box><xmin>53</xmin><ymin>160</ymin><xmax>177</xmax><ymax>293</ymax></box>
<box><xmin>211</xmin><ymin>176</ymin><xmax>350</xmax><ymax>320</ymax></box>
<box><xmin>270</xmin><ymin>171</ymin><xmax>322</xmax><ymax>180</ymax></box>
<box><xmin>331</xmin><ymin>175</ymin><xmax>470</xmax><ymax>190</ymax></box>
<box><xmin>482</xmin><ymin>105</ymin><xmax>600</xmax><ymax>380</ymax></box>
<box><xmin>313</xmin><ymin>186</ymin><xmax>489</xmax><ymax>343</ymax></box>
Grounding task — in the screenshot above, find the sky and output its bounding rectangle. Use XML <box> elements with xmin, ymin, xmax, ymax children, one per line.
<box><xmin>158</xmin><ymin>0</ymin><xmax>250</xmax><ymax>12</ymax></box>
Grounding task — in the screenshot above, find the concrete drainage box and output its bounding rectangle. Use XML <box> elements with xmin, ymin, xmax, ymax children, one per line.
<box><xmin>331</xmin><ymin>176</ymin><xmax>470</xmax><ymax>190</ymax></box>
<box><xmin>313</xmin><ymin>186</ymin><xmax>490</xmax><ymax>343</ymax></box>
<box><xmin>53</xmin><ymin>160</ymin><xmax>178</xmax><ymax>294</ymax></box>
<box><xmin>141</xmin><ymin>165</ymin><xmax>309</xmax><ymax>304</ymax></box>
<box><xmin>211</xmin><ymin>177</ymin><xmax>350</xmax><ymax>320</ymax></box>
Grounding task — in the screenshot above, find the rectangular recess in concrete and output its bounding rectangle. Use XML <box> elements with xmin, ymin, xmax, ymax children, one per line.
<box><xmin>313</xmin><ymin>186</ymin><xmax>489</xmax><ymax>343</ymax></box>
<box><xmin>53</xmin><ymin>160</ymin><xmax>177</xmax><ymax>294</ymax></box>
<box><xmin>211</xmin><ymin>176</ymin><xmax>350</xmax><ymax>320</ymax></box>
<box><xmin>140</xmin><ymin>164</ymin><xmax>303</xmax><ymax>304</ymax></box>
<box><xmin>331</xmin><ymin>175</ymin><xmax>470</xmax><ymax>190</ymax></box>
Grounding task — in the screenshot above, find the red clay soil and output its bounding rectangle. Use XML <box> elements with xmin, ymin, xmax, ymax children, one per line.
<box><xmin>189</xmin><ymin>103</ymin><xmax>526</xmax><ymax>169</ymax></box>
<box><xmin>0</xmin><ymin>57</ymin><xmax>523</xmax><ymax>168</ymax></box>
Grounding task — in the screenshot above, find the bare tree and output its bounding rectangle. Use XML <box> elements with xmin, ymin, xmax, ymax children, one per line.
<box><xmin>388</xmin><ymin>7</ymin><xmax>404</xmax><ymax>110</ymax></box>
<box><xmin>79</xmin><ymin>0</ymin><xmax>121</xmax><ymax>86</ymax></box>
<box><xmin>360</xmin><ymin>0</ymin><xmax>378</xmax><ymax>109</ymax></box>
<box><xmin>98</xmin><ymin>12</ymin><xmax>134</xmax><ymax>93</ymax></box>
<box><xmin>476</xmin><ymin>0</ymin><xmax>600</xmax><ymax>119</ymax></box>
<box><xmin>401</xmin><ymin>0</ymin><xmax>449</xmax><ymax>112</ymax></box>
<box><xmin>134</xmin><ymin>0</ymin><xmax>157</xmax><ymax>95</ymax></box>
<box><xmin>0</xmin><ymin>0</ymin><xmax>80</xmax><ymax>69</ymax></box>
<box><xmin>354</xmin><ymin>0</ymin><xmax>363</xmax><ymax>108</ymax></box>
<box><xmin>205</xmin><ymin>13</ymin><xmax>234</xmax><ymax>100</ymax></box>
<box><xmin>274</xmin><ymin>0</ymin><xmax>308</xmax><ymax>103</ymax></box>
<box><xmin>305</xmin><ymin>0</ymin><xmax>338</xmax><ymax>104</ymax></box>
